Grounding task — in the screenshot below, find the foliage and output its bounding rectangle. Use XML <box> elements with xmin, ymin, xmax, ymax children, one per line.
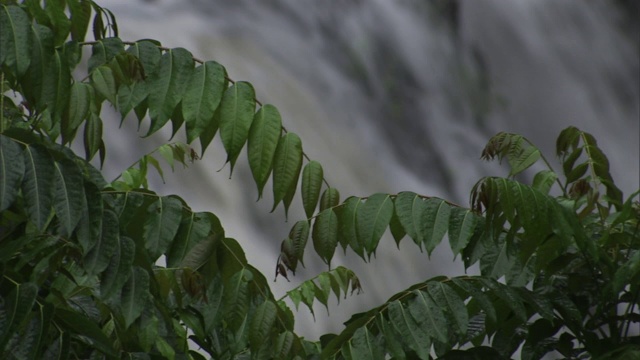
<box><xmin>1</xmin><ymin>1</ymin><xmax>639</xmax><ymax>359</ymax></box>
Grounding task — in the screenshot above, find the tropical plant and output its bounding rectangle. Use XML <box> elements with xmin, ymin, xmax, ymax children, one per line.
<box><xmin>1</xmin><ymin>1</ymin><xmax>638</xmax><ymax>359</ymax></box>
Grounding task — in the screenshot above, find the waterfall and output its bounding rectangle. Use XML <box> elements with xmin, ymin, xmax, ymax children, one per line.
<box><xmin>101</xmin><ymin>0</ymin><xmax>639</xmax><ymax>339</ymax></box>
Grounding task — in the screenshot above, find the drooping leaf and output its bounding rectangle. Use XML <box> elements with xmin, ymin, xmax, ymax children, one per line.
<box><xmin>289</xmin><ymin>220</ymin><xmax>310</xmax><ymax>269</ymax></box>
<box><xmin>22</xmin><ymin>145</ymin><xmax>54</xmax><ymax>230</ymax></box>
<box><xmin>356</xmin><ymin>193</ymin><xmax>393</xmax><ymax>259</ymax></box>
<box><xmin>116</xmin><ymin>81</ymin><xmax>148</xmax><ymax>120</ymax></box>
<box><xmin>337</xmin><ymin>196</ymin><xmax>363</xmax><ymax>257</ymax></box>
<box><xmin>448</xmin><ymin>207</ymin><xmax>478</xmax><ymax>257</ymax></box>
<box><xmin>388</xmin><ymin>204</ymin><xmax>407</xmax><ymax>248</ymax></box>
<box><xmin>68</xmin><ymin>0</ymin><xmax>92</xmax><ymax>41</ymax></box>
<box><xmin>141</xmin><ymin>195</ymin><xmax>183</xmax><ymax>261</ymax></box>
<box><xmin>313</xmin><ymin>209</ymin><xmax>339</xmax><ymax>266</ymax></box>
<box><xmin>0</xmin><ymin>135</ymin><xmax>24</xmax><ymax>211</ymax></box>
<box><xmin>0</xmin><ymin>5</ymin><xmax>32</xmax><ymax>77</ymax></box>
<box><xmin>394</xmin><ymin>191</ymin><xmax>425</xmax><ymax>248</ymax></box>
<box><xmin>421</xmin><ymin>198</ymin><xmax>451</xmax><ymax>255</ymax></box>
<box><xmin>271</xmin><ymin>133</ymin><xmax>303</xmax><ymax>212</ymax></box>
<box><xmin>83</xmin><ymin>112</ymin><xmax>103</xmax><ymax>161</ymax></box>
<box><xmin>146</xmin><ymin>47</ymin><xmax>194</xmax><ymax>136</ymax></box>
<box><xmin>301</xmin><ymin>161</ymin><xmax>324</xmax><ymax>219</ymax></box>
<box><xmin>121</xmin><ymin>266</ymin><xmax>150</xmax><ymax>327</ymax></box>
<box><xmin>91</xmin><ymin>65</ymin><xmax>117</xmax><ymax>104</ymax></box>
<box><xmin>217</xmin><ymin>81</ymin><xmax>256</xmax><ymax>172</ymax></box>
<box><xmin>62</xmin><ymin>82</ymin><xmax>91</xmax><ymax>144</ymax></box>
<box><xmin>183</xmin><ymin>61</ymin><xmax>226</xmax><ymax>143</ymax></box>
<box><xmin>52</xmin><ymin>158</ymin><xmax>85</xmax><ymax>237</ymax></box>
<box><xmin>248</xmin><ymin>104</ymin><xmax>282</xmax><ymax>198</ymax></box>
<box><xmin>84</xmin><ymin>209</ymin><xmax>119</xmax><ymax>275</ymax></box>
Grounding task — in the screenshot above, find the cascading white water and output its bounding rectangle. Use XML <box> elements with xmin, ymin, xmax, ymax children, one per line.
<box><xmin>100</xmin><ymin>0</ymin><xmax>639</xmax><ymax>339</ymax></box>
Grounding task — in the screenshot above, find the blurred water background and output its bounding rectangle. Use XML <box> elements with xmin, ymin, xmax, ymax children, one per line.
<box><xmin>98</xmin><ymin>0</ymin><xmax>639</xmax><ymax>340</ymax></box>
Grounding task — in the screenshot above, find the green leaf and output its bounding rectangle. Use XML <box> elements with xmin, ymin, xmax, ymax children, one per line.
<box><xmin>421</xmin><ymin>198</ymin><xmax>451</xmax><ymax>255</ymax></box>
<box><xmin>394</xmin><ymin>191</ymin><xmax>425</xmax><ymax>248</ymax></box>
<box><xmin>332</xmin><ymin>196</ymin><xmax>358</xmax><ymax>254</ymax></box>
<box><xmin>142</xmin><ymin>195</ymin><xmax>183</xmax><ymax>261</ymax></box>
<box><xmin>76</xmin><ymin>182</ymin><xmax>103</xmax><ymax>255</ymax></box>
<box><xmin>248</xmin><ymin>104</ymin><xmax>282</xmax><ymax>198</ymax></box>
<box><xmin>68</xmin><ymin>0</ymin><xmax>92</xmax><ymax>41</ymax></box>
<box><xmin>313</xmin><ymin>209</ymin><xmax>339</xmax><ymax>266</ymax></box>
<box><xmin>0</xmin><ymin>282</ymin><xmax>38</xmax><ymax>351</ymax></box>
<box><xmin>427</xmin><ymin>282</ymin><xmax>468</xmax><ymax>337</ymax></box>
<box><xmin>387</xmin><ymin>300</ymin><xmax>431</xmax><ymax>359</ymax></box>
<box><xmin>223</xmin><ymin>269</ymin><xmax>250</xmax><ymax>331</ymax></box>
<box><xmin>52</xmin><ymin>158</ymin><xmax>85</xmax><ymax>237</ymax></box>
<box><xmin>271</xmin><ymin>133</ymin><xmax>303</xmax><ymax>212</ymax></box>
<box><xmin>508</xmin><ymin>144</ymin><xmax>540</xmax><ymax>177</ymax></box>
<box><xmin>22</xmin><ymin>145</ymin><xmax>54</xmax><ymax>230</ymax></box>
<box><xmin>91</xmin><ymin>65</ymin><xmax>117</xmax><ymax>104</ymax></box>
<box><xmin>388</xmin><ymin>205</ymin><xmax>407</xmax><ymax>248</ymax></box>
<box><xmin>87</xmin><ymin>37</ymin><xmax>124</xmax><ymax>74</ymax></box>
<box><xmin>0</xmin><ymin>5</ymin><xmax>32</xmax><ymax>77</ymax></box>
<box><xmin>532</xmin><ymin>170</ymin><xmax>557</xmax><ymax>194</ymax></box>
<box><xmin>83</xmin><ymin>112</ymin><xmax>103</xmax><ymax>161</ymax></box>
<box><xmin>100</xmin><ymin>236</ymin><xmax>135</xmax><ymax>301</ymax></box>
<box><xmin>19</xmin><ymin>24</ymin><xmax>53</xmax><ymax>113</ymax></box>
<box><xmin>44</xmin><ymin>0</ymin><xmax>71</xmax><ymax>46</ymax></box>
<box><xmin>350</xmin><ymin>326</ymin><xmax>384</xmax><ymax>360</ymax></box>
<box><xmin>273</xmin><ymin>330</ymin><xmax>294</xmax><ymax>359</ymax></box>
<box><xmin>116</xmin><ymin>81</ymin><xmax>147</xmax><ymax>120</ymax></box>
<box><xmin>62</xmin><ymin>82</ymin><xmax>92</xmax><ymax>144</ymax></box>
<box><xmin>126</xmin><ymin>40</ymin><xmax>161</xmax><ymax>77</ymax></box>
<box><xmin>302</xmin><ymin>161</ymin><xmax>324</xmax><ymax>218</ymax></box>
<box><xmin>356</xmin><ymin>193</ymin><xmax>393</xmax><ymax>259</ymax></box>
<box><xmin>410</xmin><ymin>290</ymin><xmax>449</xmax><ymax>344</ymax></box>
<box><xmin>84</xmin><ymin>209</ymin><xmax>119</xmax><ymax>275</ymax></box>
<box><xmin>121</xmin><ymin>266</ymin><xmax>150</xmax><ymax>327</ymax></box>
<box><xmin>320</xmin><ymin>187</ymin><xmax>340</xmax><ymax>212</ymax></box>
<box><xmin>0</xmin><ymin>135</ymin><xmax>24</xmax><ymax>211</ymax></box>
<box><xmin>448</xmin><ymin>207</ymin><xmax>478</xmax><ymax>257</ymax></box>
<box><xmin>289</xmin><ymin>220</ymin><xmax>310</xmax><ymax>269</ymax></box>
<box><xmin>183</xmin><ymin>61</ymin><xmax>226</xmax><ymax>143</ymax></box>
<box><xmin>146</xmin><ymin>47</ymin><xmax>194</xmax><ymax>136</ymax></box>
<box><xmin>250</xmin><ymin>300</ymin><xmax>277</xmax><ymax>351</ymax></box>
<box><xmin>166</xmin><ymin>211</ymin><xmax>216</xmax><ymax>268</ymax></box>
<box><xmin>217</xmin><ymin>81</ymin><xmax>256</xmax><ymax>173</ymax></box>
